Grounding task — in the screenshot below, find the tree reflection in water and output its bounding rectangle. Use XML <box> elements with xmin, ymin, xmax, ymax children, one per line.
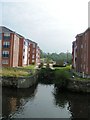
<box><xmin>2</xmin><ymin>83</ymin><xmax>38</xmax><ymax>119</ymax></box>
<box><xmin>53</xmin><ymin>87</ymin><xmax>68</xmax><ymax>108</ymax></box>
<box><xmin>2</xmin><ymin>82</ymin><xmax>90</xmax><ymax>119</ymax></box>
<box><xmin>53</xmin><ymin>85</ymin><xmax>90</xmax><ymax>119</ymax></box>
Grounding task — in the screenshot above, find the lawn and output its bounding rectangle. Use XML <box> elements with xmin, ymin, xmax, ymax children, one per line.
<box><xmin>0</xmin><ymin>65</ymin><xmax>35</xmax><ymax>77</ymax></box>
<box><xmin>54</xmin><ymin>65</ymin><xmax>71</xmax><ymax>71</ymax></box>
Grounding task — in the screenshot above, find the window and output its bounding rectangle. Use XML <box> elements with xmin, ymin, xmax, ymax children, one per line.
<box><xmin>2</xmin><ymin>60</ymin><xmax>8</xmax><ymax>64</ymax></box>
<box><xmin>4</xmin><ymin>33</ymin><xmax>10</xmax><ymax>40</ymax></box>
<box><xmin>23</xmin><ymin>56</ymin><xmax>24</xmax><ymax>59</ymax></box>
<box><xmin>32</xmin><ymin>54</ymin><xmax>34</xmax><ymax>59</ymax></box>
<box><xmin>2</xmin><ymin>51</ymin><xmax>9</xmax><ymax>58</ymax></box>
<box><xmin>23</xmin><ymin>49</ymin><xmax>25</xmax><ymax>52</ymax></box>
<box><xmin>3</xmin><ymin>42</ymin><xmax>10</xmax><ymax>48</ymax></box>
<box><xmin>24</xmin><ymin>41</ymin><xmax>25</xmax><ymax>45</ymax></box>
<box><xmin>32</xmin><ymin>60</ymin><xmax>35</xmax><ymax>63</ymax></box>
<box><xmin>81</xmin><ymin>44</ymin><xmax>83</xmax><ymax>48</ymax></box>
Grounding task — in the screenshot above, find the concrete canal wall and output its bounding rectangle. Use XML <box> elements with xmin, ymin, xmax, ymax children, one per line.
<box><xmin>0</xmin><ymin>74</ymin><xmax>38</xmax><ymax>88</ymax></box>
<box><xmin>67</xmin><ymin>79</ymin><xmax>90</xmax><ymax>93</ymax></box>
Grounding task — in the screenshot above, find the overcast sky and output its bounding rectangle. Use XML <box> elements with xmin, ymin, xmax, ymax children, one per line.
<box><xmin>0</xmin><ymin>0</ymin><xmax>89</xmax><ymax>53</ymax></box>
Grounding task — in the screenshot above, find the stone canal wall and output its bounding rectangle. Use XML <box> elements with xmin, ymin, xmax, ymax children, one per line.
<box><xmin>0</xmin><ymin>74</ymin><xmax>38</xmax><ymax>88</ymax></box>
<box><xmin>67</xmin><ymin>78</ymin><xmax>90</xmax><ymax>93</ymax></box>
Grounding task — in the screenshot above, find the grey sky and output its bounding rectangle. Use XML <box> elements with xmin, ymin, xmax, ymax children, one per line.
<box><xmin>0</xmin><ymin>0</ymin><xmax>89</xmax><ymax>53</ymax></box>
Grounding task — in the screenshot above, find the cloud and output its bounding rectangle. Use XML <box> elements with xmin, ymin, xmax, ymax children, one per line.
<box><xmin>1</xmin><ymin>0</ymin><xmax>89</xmax><ymax>53</ymax></box>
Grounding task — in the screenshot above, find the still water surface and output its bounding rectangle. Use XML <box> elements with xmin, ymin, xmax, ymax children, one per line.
<box><xmin>2</xmin><ymin>83</ymin><xmax>90</xmax><ymax>119</ymax></box>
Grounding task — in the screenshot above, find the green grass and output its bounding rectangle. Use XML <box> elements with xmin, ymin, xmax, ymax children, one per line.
<box><xmin>0</xmin><ymin>65</ymin><xmax>35</xmax><ymax>77</ymax></box>
<box><xmin>54</xmin><ymin>65</ymin><xmax>71</xmax><ymax>71</ymax></box>
<box><xmin>19</xmin><ymin>65</ymin><xmax>35</xmax><ymax>70</ymax></box>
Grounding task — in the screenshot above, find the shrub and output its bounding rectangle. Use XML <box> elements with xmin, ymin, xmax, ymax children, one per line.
<box><xmin>38</xmin><ymin>66</ymin><xmax>71</xmax><ymax>87</ymax></box>
<box><xmin>38</xmin><ymin>62</ymin><xmax>43</xmax><ymax>68</ymax></box>
<box><xmin>38</xmin><ymin>68</ymin><xmax>54</xmax><ymax>84</ymax></box>
<box><xmin>53</xmin><ymin>69</ymin><xmax>70</xmax><ymax>88</ymax></box>
<box><xmin>53</xmin><ymin>64</ymin><xmax>65</xmax><ymax>67</ymax></box>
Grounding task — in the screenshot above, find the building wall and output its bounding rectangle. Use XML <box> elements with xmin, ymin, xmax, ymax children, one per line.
<box><xmin>73</xmin><ymin>28</ymin><xmax>90</xmax><ymax>75</ymax></box>
<box><xmin>72</xmin><ymin>41</ymin><xmax>77</xmax><ymax>69</ymax></box>
<box><xmin>0</xmin><ymin>26</ymin><xmax>40</xmax><ymax>67</ymax></box>
<box><xmin>88</xmin><ymin>30</ymin><xmax>90</xmax><ymax>74</ymax></box>
<box><xmin>32</xmin><ymin>43</ymin><xmax>37</xmax><ymax>64</ymax></box>
<box><xmin>13</xmin><ymin>34</ymin><xmax>19</xmax><ymax>67</ymax></box>
<box><xmin>10</xmin><ymin>33</ymin><xmax>14</xmax><ymax>67</ymax></box>
<box><xmin>76</xmin><ymin>35</ymin><xmax>83</xmax><ymax>73</ymax></box>
<box><xmin>23</xmin><ymin>40</ymin><xmax>28</xmax><ymax>66</ymax></box>
<box><xmin>29</xmin><ymin>42</ymin><xmax>37</xmax><ymax>64</ymax></box>
<box><xmin>27</xmin><ymin>41</ymin><xmax>30</xmax><ymax>65</ymax></box>
<box><xmin>18</xmin><ymin>37</ymin><xmax>24</xmax><ymax>66</ymax></box>
<box><xmin>0</xmin><ymin>33</ymin><xmax>2</xmax><ymax>67</ymax></box>
<box><xmin>2</xmin><ymin>33</ymin><xmax>11</xmax><ymax>67</ymax></box>
<box><xmin>36</xmin><ymin>46</ymin><xmax>40</xmax><ymax>65</ymax></box>
<box><xmin>29</xmin><ymin>43</ymin><xmax>33</xmax><ymax>64</ymax></box>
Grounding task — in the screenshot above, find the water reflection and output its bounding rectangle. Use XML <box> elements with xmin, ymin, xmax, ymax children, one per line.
<box><xmin>53</xmin><ymin>86</ymin><xmax>90</xmax><ymax>119</ymax></box>
<box><xmin>2</xmin><ymin>83</ymin><xmax>90</xmax><ymax>119</ymax></box>
<box><xmin>2</xmin><ymin>84</ymin><xmax>38</xmax><ymax>119</ymax></box>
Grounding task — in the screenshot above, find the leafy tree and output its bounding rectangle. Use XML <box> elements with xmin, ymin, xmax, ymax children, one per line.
<box><xmin>40</xmin><ymin>50</ymin><xmax>72</xmax><ymax>64</ymax></box>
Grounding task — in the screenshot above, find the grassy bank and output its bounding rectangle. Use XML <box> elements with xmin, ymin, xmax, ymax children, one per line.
<box><xmin>38</xmin><ymin>66</ymin><xmax>72</xmax><ymax>86</ymax></box>
<box><xmin>0</xmin><ymin>65</ymin><xmax>35</xmax><ymax>77</ymax></box>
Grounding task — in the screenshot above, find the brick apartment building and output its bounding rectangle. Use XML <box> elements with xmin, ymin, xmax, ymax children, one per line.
<box><xmin>27</xmin><ymin>39</ymin><xmax>37</xmax><ymax>65</ymax></box>
<box><xmin>72</xmin><ymin>28</ymin><xmax>90</xmax><ymax>75</ymax></box>
<box><xmin>0</xmin><ymin>26</ymin><xmax>40</xmax><ymax>67</ymax></box>
<box><xmin>36</xmin><ymin>46</ymin><xmax>40</xmax><ymax>65</ymax></box>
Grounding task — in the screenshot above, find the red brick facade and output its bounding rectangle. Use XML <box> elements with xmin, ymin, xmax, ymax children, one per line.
<box><xmin>72</xmin><ymin>28</ymin><xmax>90</xmax><ymax>75</ymax></box>
<box><xmin>0</xmin><ymin>26</ymin><xmax>40</xmax><ymax>67</ymax></box>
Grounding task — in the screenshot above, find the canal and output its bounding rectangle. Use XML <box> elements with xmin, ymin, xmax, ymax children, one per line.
<box><xmin>2</xmin><ymin>83</ymin><xmax>90</xmax><ymax>119</ymax></box>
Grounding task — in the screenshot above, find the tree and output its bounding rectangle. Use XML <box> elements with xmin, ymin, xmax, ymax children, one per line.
<box><xmin>40</xmin><ymin>50</ymin><xmax>72</xmax><ymax>65</ymax></box>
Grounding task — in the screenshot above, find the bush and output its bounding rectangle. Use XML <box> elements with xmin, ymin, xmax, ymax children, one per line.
<box><xmin>38</xmin><ymin>68</ymin><xmax>54</xmax><ymax>84</ymax></box>
<box><xmin>38</xmin><ymin>66</ymin><xmax>71</xmax><ymax>87</ymax></box>
<box><xmin>53</xmin><ymin>69</ymin><xmax>70</xmax><ymax>88</ymax></box>
<box><xmin>53</xmin><ymin>64</ymin><xmax>65</xmax><ymax>67</ymax></box>
<box><xmin>38</xmin><ymin>63</ymin><xmax>43</xmax><ymax>68</ymax></box>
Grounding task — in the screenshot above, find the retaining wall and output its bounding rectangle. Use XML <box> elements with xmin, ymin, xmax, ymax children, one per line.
<box><xmin>67</xmin><ymin>79</ymin><xmax>90</xmax><ymax>93</ymax></box>
<box><xmin>0</xmin><ymin>74</ymin><xmax>38</xmax><ymax>88</ymax></box>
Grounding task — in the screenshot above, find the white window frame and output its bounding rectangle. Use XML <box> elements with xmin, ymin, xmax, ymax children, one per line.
<box><xmin>4</xmin><ymin>33</ymin><xmax>10</xmax><ymax>37</ymax></box>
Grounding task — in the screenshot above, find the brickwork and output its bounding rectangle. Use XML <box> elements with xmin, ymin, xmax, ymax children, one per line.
<box><xmin>72</xmin><ymin>28</ymin><xmax>90</xmax><ymax>75</ymax></box>
<box><xmin>0</xmin><ymin>26</ymin><xmax>40</xmax><ymax>67</ymax></box>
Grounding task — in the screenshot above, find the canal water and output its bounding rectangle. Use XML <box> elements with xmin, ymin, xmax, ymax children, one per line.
<box><xmin>2</xmin><ymin>83</ymin><xmax>90</xmax><ymax>119</ymax></box>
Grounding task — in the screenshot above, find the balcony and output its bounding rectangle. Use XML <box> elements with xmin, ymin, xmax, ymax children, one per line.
<box><xmin>3</xmin><ymin>45</ymin><xmax>10</xmax><ymax>49</ymax></box>
<box><xmin>2</xmin><ymin>54</ymin><xmax>9</xmax><ymax>58</ymax></box>
<box><xmin>3</xmin><ymin>36</ymin><xmax>10</xmax><ymax>40</ymax></box>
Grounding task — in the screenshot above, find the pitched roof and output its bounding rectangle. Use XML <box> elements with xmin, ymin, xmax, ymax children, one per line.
<box><xmin>76</xmin><ymin>33</ymin><xmax>83</xmax><ymax>38</ymax></box>
<box><xmin>0</xmin><ymin>26</ymin><xmax>14</xmax><ymax>33</ymax></box>
<box><xmin>26</xmin><ymin>39</ymin><xmax>37</xmax><ymax>44</ymax></box>
<box><xmin>16</xmin><ymin>33</ymin><xmax>24</xmax><ymax>38</ymax></box>
<box><xmin>75</xmin><ymin>27</ymin><xmax>90</xmax><ymax>38</ymax></box>
<box><xmin>0</xmin><ymin>26</ymin><xmax>25</xmax><ymax>38</ymax></box>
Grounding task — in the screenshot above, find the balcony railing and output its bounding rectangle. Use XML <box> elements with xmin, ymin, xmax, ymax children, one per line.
<box><xmin>3</xmin><ymin>36</ymin><xmax>10</xmax><ymax>40</ymax></box>
<box><xmin>2</xmin><ymin>45</ymin><xmax>10</xmax><ymax>48</ymax></box>
<box><xmin>2</xmin><ymin>54</ymin><xmax>9</xmax><ymax>58</ymax></box>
